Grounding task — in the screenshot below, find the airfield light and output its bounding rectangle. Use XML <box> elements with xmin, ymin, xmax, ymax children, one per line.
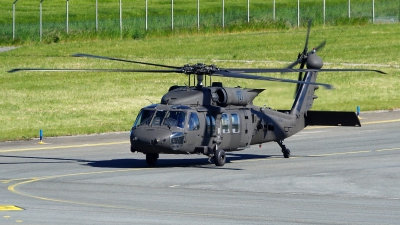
<box><xmin>38</xmin><ymin>130</ymin><xmax>44</xmax><ymax>144</ymax></box>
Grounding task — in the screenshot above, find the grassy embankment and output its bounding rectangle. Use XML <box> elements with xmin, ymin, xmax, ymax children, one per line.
<box><xmin>0</xmin><ymin>1</ymin><xmax>399</xmax><ymax>141</ymax></box>
<box><xmin>1</xmin><ymin>23</ymin><xmax>400</xmax><ymax>141</ymax></box>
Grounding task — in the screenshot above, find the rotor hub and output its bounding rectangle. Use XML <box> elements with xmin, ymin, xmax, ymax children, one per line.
<box><xmin>306</xmin><ymin>53</ymin><xmax>323</xmax><ymax>69</ymax></box>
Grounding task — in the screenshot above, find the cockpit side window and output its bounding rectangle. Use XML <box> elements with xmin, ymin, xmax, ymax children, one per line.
<box><xmin>163</xmin><ymin>111</ymin><xmax>186</xmax><ymax>129</ymax></box>
<box><xmin>133</xmin><ymin>109</ymin><xmax>155</xmax><ymax>127</ymax></box>
<box><xmin>188</xmin><ymin>112</ymin><xmax>200</xmax><ymax>131</ymax></box>
<box><xmin>152</xmin><ymin>110</ymin><xmax>167</xmax><ymax>126</ymax></box>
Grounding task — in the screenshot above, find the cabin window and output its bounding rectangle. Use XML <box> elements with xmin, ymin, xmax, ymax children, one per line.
<box><xmin>231</xmin><ymin>113</ymin><xmax>240</xmax><ymax>133</ymax></box>
<box><xmin>206</xmin><ymin>114</ymin><xmax>216</xmax><ymax>136</ymax></box>
<box><xmin>152</xmin><ymin>110</ymin><xmax>167</xmax><ymax>126</ymax></box>
<box><xmin>188</xmin><ymin>112</ymin><xmax>200</xmax><ymax>131</ymax></box>
<box><xmin>133</xmin><ymin>109</ymin><xmax>155</xmax><ymax>127</ymax></box>
<box><xmin>221</xmin><ymin>113</ymin><xmax>230</xmax><ymax>133</ymax></box>
<box><xmin>163</xmin><ymin>111</ymin><xmax>186</xmax><ymax>129</ymax></box>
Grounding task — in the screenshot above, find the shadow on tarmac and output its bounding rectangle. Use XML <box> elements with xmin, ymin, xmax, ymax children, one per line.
<box><xmin>1</xmin><ymin>152</ymin><xmax>279</xmax><ymax>170</ymax></box>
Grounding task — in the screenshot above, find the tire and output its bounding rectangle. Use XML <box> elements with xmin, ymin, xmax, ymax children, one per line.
<box><xmin>146</xmin><ymin>153</ymin><xmax>159</xmax><ymax>166</ymax></box>
<box><xmin>214</xmin><ymin>149</ymin><xmax>226</xmax><ymax>166</ymax></box>
<box><xmin>283</xmin><ymin>149</ymin><xmax>290</xmax><ymax>158</ymax></box>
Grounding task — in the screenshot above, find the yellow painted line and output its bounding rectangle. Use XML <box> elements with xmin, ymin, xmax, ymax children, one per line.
<box><xmin>6</xmin><ymin>170</ymin><xmax>270</xmax><ymax>222</ymax></box>
<box><xmin>7</xmin><ymin>168</ymin><xmax>155</xmax><ymax>209</ymax></box>
<box><xmin>1</xmin><ymin>167</ymin><xmax>152</xmax><ymax>184</ymax></box>
<box><xmin>0</xmin><ymin>205</ymin><xmax>24</xmax><ymax>211</ymax></box>
<box><xmin>230</xmin><ymin>156</ymin><xmax>302</xmax><ymax>163</ymax></box>
<box><xmin>232</xmin><ymin>147</ymin><xmax>400</xmax><ymax>162</ymax></box>
<box><xmin>309</xmin><ymin>150</ymin><xmax>372</xmax><ymax>157</ymax></box>
<box><xmin>0</xmin><ymin>141</ymin><xmax>129</xmax><ymax>153</ymax></box>
<box><xmin>230</xmin><ymin>156</ymin><xmax>282</xmax><ymax>163</ymax></box>
<box><xmin>362</xmin><ymin>119</ymin><xmax>400</xmax><ymax>125</ymax></box>
<box><xmin>375</xmin><ymin>147</ymin><xmax>400</xmax><ymax>152</ymax></box>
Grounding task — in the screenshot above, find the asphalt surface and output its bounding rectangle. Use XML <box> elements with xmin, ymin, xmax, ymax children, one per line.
<box><xmin>1</xmin><ymin>110</ymin><xmax>400</xmax><ymax>224</ymax></box>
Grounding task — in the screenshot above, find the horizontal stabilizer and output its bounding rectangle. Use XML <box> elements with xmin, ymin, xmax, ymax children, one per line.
<box><xmin>306</xmin><ymin>111</ymin><xmax>361</xmax><ymax>127</ymax></box>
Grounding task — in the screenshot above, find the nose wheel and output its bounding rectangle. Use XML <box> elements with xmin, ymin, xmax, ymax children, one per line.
<box><xmin>146</xmin><ymin>153</ymin><xmax>159</xmax><ymax>166</ymax></box>
<box><xmin>278</xmin><ymin>140</ymin><xmax>290</xmax><ymax>158</ymax></box>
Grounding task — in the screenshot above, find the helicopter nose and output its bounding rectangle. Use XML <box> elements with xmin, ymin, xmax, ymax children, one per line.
<box><xmin>130</xmin><ymin>128</ymin><xmax>184</xmax><ymax>153</ymax></box>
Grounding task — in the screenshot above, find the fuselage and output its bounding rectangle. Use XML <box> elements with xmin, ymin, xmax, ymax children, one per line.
<box><xmin>130</xmin><ymin>85</ymin><xmax>303</xmax><ymax>155</ymax></box>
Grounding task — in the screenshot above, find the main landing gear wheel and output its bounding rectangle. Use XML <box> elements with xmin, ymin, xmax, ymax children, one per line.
<box><xmin>214</xmin><ymin>149</ymin><xmax>226</xmax><ymax>166</ymax></box>
<box><xmin>277</xmin><ymin>140</ymin><xmax>290</xmax><ymax>158</ymax></box>
<box><xmin>146</xmin><ymin>153</ymin><xmax>159</xmax><ymax>166</ymax></box>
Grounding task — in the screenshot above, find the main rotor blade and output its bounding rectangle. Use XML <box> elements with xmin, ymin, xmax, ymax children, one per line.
<box><xmin>285</xmin><ymin>59</ymin><xmax>301</xmax><ymax>70</ymax></box>
<box><xmin>214</xmin><ymin>70</ymin><xmax>333</xmax><ymax>89</ymax></box>
<box><xmin>317</xmin><ymin>68</ymin><xmax>386</xmax><ymax>74</ymax></box>
<box><xmin>73</xmin><ymin>53</ymin><xmax>181</xmax><ymax>69</ymax></box>
<box><xmin>221</xmin><ymin>68</ymin><xmax>386</xmax><ymax>74</ymax></box>
<box><xmin>8</xmin><ymin>68</ymin><xmax>182</xmax><ymax>73</ymax></box>
<box><xmin>9</xmin><ymin>67</ymin><xmax>386</xmax><ymax>75</ymax></box>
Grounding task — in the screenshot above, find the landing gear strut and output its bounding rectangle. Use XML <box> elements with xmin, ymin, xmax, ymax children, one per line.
<box><xmin>277</xmin><ymin>140</ymin><xmax>290</xmax><ymax>158</ymax></box>
<box><xmin>146</xmin><ymin>153</ymin><xmax>159</xmax><ymax>166</ymax></box>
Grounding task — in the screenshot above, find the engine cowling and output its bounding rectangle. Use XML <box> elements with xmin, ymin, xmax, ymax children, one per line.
<box><xmin>212</xmin><ymin>87</ymin><xmax>264</xmax><ymax>106</ymax></box>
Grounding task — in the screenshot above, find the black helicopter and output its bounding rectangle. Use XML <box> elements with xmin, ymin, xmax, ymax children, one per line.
<box><xmin>9</xmin><ymin>20</ymin><xmax>385</xmax><ymax>166</ymax></box>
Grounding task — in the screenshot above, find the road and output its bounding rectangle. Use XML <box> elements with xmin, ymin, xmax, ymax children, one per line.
<box><xmin>1</xmin><ymin>110</ymin><xmax>400</xmax><ymax>224</ymax></box>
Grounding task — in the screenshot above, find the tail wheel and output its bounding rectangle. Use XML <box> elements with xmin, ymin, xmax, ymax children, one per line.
<box><xmin>214</xmin><ymin>149</ymin><xmax>226</xmax><ymax>166</ymax></box>
<box><xmin>146</xmin><ymin>153</ymin><xmax>159</xmax><ymax>166</ymax></box>
<box><xmin>283</xmin><ymin>149</ymin><xmax>291</xmax><ymax>158</ymax></box>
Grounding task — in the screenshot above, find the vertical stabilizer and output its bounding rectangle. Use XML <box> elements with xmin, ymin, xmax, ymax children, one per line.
<box><xmin>290</xmin><ymin>71</ymin><xmax>319</xmax><ymax>117</ymax></box>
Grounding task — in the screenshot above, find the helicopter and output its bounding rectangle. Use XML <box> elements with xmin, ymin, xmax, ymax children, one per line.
<box><xmin>9</xmin><ymin>20</ymin><xmax>385</xmax><ymax>166</ymax></box>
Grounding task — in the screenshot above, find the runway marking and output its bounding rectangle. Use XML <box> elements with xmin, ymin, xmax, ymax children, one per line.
<box><xmin>231</xmin><ymin>147</ymin><xmax>400</xmax><ymax>163</ymax></box>
<box><xmin>308</xmin><ymin>150</ymin><xmax>372</xmax><ymax>157</ymax></box>
<box><xmin>6</xmin><ymin>171</ymin><xmax>273</xmax><ymax>222</ymax></box>
<box><xmin>309</xmin><ymin>147</ymin><xmax>400</xmax><ymax>157</ymax></box>
<box><xmin>375</xmin><ymin>147</ymin><xmax>400</xmax><ymax>152</ymax></box>
<box><xmin>0</xmin><ymin>141</ymin><xmax>129</xmax><ymax>153</ymax></box>
<box><xmin>362</xmin><ymin>119</ymin><xmax>400</xmax><ymax>125</ymax></box>
<box><xmin>230</xmin><ymin>156</ymin><xmax>301</xmax><ymax>163</ymax></box>
<box><xmin>0</xmin><ymin>205</ymin><xmax>24</xmax><ymax>211</ymax></box>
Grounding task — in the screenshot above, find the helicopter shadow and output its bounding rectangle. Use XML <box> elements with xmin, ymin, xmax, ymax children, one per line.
<box><xmin>86</xmin><ymin>158</ymin><xmax>241</xmax><ymax>170</ymax></box>
<box><xmin>86</xmin><ymin>152</ymin><xmax>278</xmax><ymax>170</ymax></box>
<box><xmin>0</xmin><ymin>152</ymin><xmax>279</xmax><ymax>171</ymax></box>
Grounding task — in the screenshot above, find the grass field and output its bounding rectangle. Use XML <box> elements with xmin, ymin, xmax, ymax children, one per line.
<box><xmin>1</xmin><ymin>22</ymin><xmax>400</xmax><ymax>141</ymax></box>
<box><xmin>0</xmin><ymin>0</ymin><xmax>399</xmax><ymax>44</ymax></box>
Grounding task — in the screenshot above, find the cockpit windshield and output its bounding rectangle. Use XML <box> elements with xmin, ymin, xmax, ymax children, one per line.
<box><xmin>133</xmin><ymin>109</ymin><xmax>186</xmax><ymax>129</ymax></box>
<box><xmin>151</xmin><ymin>110</ymin><xmax>167</xmax><ymax>126</ymax></box>
<box><xmin>163</xmin><ymin>111</ymin><xmax>186</xmax><ymax>129</ymax></box>
<box><xmin>133</xmin><ymin>109</ymin><xmax>155</xmax><ymax>127</ymax></box>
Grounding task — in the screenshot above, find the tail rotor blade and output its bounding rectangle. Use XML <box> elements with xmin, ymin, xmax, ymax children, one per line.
<box><xmin>314</xmin><ymin>40</ymin><xmax>326</xmax><ymax>52</ymax></box>
<box><xmin>303</xmin><ymin>19</ymin><xmax>312</xmax><ymax>55</ymax></box>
